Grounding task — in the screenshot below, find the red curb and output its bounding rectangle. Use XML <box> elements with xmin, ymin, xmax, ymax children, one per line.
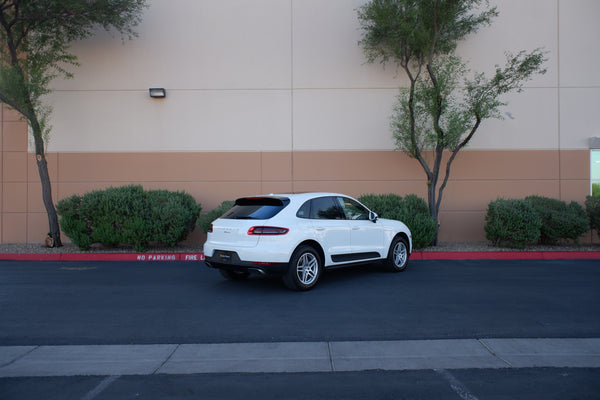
<box><xmin>413</xmin><ymin>251</ymin><xmax>600</xmax><ymax>261</ymax></box>
<box><xmin>415</xmin><ymin>251</ymin><xmax>543</xmax><ymax>260</ymax></box>
<box><xmin>0</xmin><ymin>252</ymin><xmax>598</xmax><ymax>262</ymax></box>
<box><xmin>0</xmin><ymin>253</ymin><xmax>205</xmax><ymax>262</ymax></box>
<box><xmin>540</xmin><ymin>251</ymin><xmax>600</xmax><ymax>260</ymax></box>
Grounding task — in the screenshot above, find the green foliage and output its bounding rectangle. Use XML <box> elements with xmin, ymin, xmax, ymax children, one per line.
<box><xmin>392</xmin><ymin>56</ymin><xmax>470</xmax><ymax>155</ymax></box>
<box><xmin>55</xmin><ymin>195</ymin><xmax>93</xmax><ymax>250</ymax></box>
<box><xmin>358</xmin><ymin>0</ymin><xmax>546</xmax><ymax>244</ymax></box>
<box><xmin>358</xmin><ymin>193</ymin><xmax>436</xmax><ymax>248</ymax></box>
<box><xmin>357</xmin><ymin>0</ymin><xmax>498</xmax><ymax>67</ymax></box>
<box><xmin>464</xmin><ymin>49</ymin><xmax>547</xmax><ymax>121</ymax></box>
<box><xmin>485</xmin><ymin>199</ymin><xmax>541</xmax><ymax>249</ymax></box>
<box><xmin>593</xmin><ymin>183</ymin><xmax>600</xmax><ymax>197</ymax></box>
<box><xmin>0</xmin><ymin>1</ymin><xmax>148</xmax><ymax>246</ymax></box>
<box><xmin>0</xmin><ymin>0</ymin><xmax>148</xmax><ymax>143</ymax></box>
<box><xmin>359</xmin><ymin>193</ymin><xmax>405</xmax><ymax>220</ymax></box>
<box><xmin>486</xmin><ymin>196</ymin><xmax>591</xmax><ymax>248</ymax></box>
<box><xmin>585</xmin><ymin>195</ymin><xmax>600</xmax><ymax>238</ymax></box>
<box><xmin>197</xmin><ymin>201</ymin><xmax>235</xmax><ymax>234</ymax></box>
<box><xmin>406</xmin><ymin>213</ymin><xmax>439</xmax><ymax>249</ymax></box>
<box><xmin>56</xmin><ymin>185</ymin><xmax>200</xmax><ymax>251</ymax></box>
<box><xmin>524</xmin><ymin>196</ymin><xmax>589</xmax><ymax>245</ymax></box>
<box><xmin>390</xmin><ymin>48</ymin><xmax>547</xmax><ymax>157</ymax></box>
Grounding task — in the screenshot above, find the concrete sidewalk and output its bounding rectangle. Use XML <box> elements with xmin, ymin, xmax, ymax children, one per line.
<box><xmin>1</xmin><ymin>338</ymin><xmax>599</xmax><ymax>377</ymax></box>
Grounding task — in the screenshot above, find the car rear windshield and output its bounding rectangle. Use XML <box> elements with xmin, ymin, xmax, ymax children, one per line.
<box><xmin>221</xmin><ymin>197</ymin><xmax>290</xmax><ymax>220</ymax></box>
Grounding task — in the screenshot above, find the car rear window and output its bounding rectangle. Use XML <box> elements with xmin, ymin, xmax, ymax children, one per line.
<box><xmin>221</xmin><ymin>197</ymin><xmax>290</xmax><ymax>220</ymax></box>
<box><xmin>296</xmin><ymin>197</ymin><xmax>345</xmax><ymax>220</ymax></box>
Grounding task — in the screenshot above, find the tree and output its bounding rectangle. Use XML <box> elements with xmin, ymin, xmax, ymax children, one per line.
<box><xmin>357</xmin><ymin>0</ymin><xmax>546</xmax><ymax>244</ymax></box>
<box><xmin>0</xmin><ymin>0</ymin><xmax>147</xmax><ymax>247</ymax></box>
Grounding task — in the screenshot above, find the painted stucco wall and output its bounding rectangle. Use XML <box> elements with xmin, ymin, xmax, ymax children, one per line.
<box><xmin>2</xmin><ymin>0</ymin><xmax>599</xmax><ymax>244</ymax></box>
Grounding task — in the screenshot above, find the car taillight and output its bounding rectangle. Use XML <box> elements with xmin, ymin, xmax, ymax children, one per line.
<box><xmin>208</xmin><ymin>224</ymin><xmax>213</xmax><ymax>233</ymax></box>
<box><xmin>247</xmin><ymin>226</ymin><xmax>289</xmax><ymax>235</ymax></box>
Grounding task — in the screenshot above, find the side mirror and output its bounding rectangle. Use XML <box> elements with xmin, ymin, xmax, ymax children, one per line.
<box><xmin>369</xmin><ymin>211</ymin><xmax>378</xmax><ymax>223</ymax></box>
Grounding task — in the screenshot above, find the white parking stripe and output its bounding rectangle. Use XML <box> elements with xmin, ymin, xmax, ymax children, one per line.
<box><xmin>80</xmin><ymin>375</ymin><xmax>120</xmax><ymax>400</ymax></box>
<box><xmin>435</xmin><ymin>369</ymin><xmax>479</xmax><ymax>400</ymax></box>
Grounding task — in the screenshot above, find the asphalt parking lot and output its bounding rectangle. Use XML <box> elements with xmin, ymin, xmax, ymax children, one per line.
<box><xmin>1</xmin><ymin>259</ymin><xmax>599</xmax><ymax>345</ymax></box>
<box><xmin>1</xmin><ymin>258</ymin><xmax>599</xmax><ymax>399</ymax></box>
<box><xmin>3</xmin><ymin>368</ymin><xmax>600</xmax><ymax>400</ymax></box>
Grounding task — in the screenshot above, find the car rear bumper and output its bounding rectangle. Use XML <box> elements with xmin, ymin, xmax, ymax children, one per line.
<box><xmin>205</xmin><ymin>250</ymin><xmax>289</xmax><ymax>276</ymax></box>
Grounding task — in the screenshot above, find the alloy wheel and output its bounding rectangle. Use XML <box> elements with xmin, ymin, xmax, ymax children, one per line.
<box><xmin>296</xmin><ymin>252</ymin><xmax>318</xmax><ymax>285</ymax></box>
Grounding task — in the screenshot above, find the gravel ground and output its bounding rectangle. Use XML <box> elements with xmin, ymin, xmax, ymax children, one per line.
<box><xmin>0</xmin><ymin>241</ymin><xmax>598</xmax><ymax>254</ymax></box>
<box><xmin>0</xmin><ymin>242</ymin><xmax>203</xmax><ymax>254</ymax></box>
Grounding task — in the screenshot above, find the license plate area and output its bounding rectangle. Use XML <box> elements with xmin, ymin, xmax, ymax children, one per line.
<box><xmin>215</xmin><ymin>250</ymin><xmax>237</xmax><ymax>264</ymax></box>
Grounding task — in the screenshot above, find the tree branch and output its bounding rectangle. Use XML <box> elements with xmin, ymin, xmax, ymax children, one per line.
<box><xmin>436</xmin><ymin>116</ymin><xmax>481</xmax><ymax>213</ymax></box>
<box><xmin>403</xmin><ymin>64</ymin><xmax>432</xmax><ymax>180</ymax></box>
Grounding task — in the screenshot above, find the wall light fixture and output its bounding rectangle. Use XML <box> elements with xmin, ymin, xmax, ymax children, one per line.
<box><xmin>149</xmin><ymin>88</ymin><xmax>166</xmax><ymax>98</ymax></box>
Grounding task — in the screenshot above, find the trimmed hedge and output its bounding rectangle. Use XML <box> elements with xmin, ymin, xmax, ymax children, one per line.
<box><xmin>585</xmin><ymin>195</ymin><xmax>600</xmax><ymax>238</ymax></box>
<box><xmin>485</xmin><ymin>198</ymin><xmax>542</xmax><ymax>249</ymax></box>
<box><xmin>358</xmin><ymin>193</ymin><xmax>437</xmax><ymax>248</ymax></box>
<box><xmin>197</xmin><ymin>200</ymin><xmax>235</xmax><ymax>233</ymax></box>
<box><xmin>57</xmin><ymin>185</ymin><xmax>201</xmax><ymax>251</ymax></box>
<box><xmin>485</xmin><ymin>196</ymin><xmax>591</xmax><ymax>248</ymax></box>
<box><xmin>524</xmin><ymin>195</ymin><xmax>588</xmax><ymax>245</ymax></box>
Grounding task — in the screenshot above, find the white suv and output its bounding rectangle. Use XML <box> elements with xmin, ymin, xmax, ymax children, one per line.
<box><xmin>203</xmin><ymin>193</ymin><xmax>412</xmax><ymax>291</ymax></box>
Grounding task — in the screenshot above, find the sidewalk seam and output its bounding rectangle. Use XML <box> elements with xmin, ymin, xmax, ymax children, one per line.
<box><xmin>0</xmin><ymin>345</ymin><xmax>39</xmax><ymax>369</ymax></box>
<box><xmin>477</xmin><ymin>339</ymin><xmax>513</xmax><ymax>368</ymax></box>
<box><xmin>327</xmin><ymin>342</ymin><xmax>336</xmax><ymax>372</ymax></box>
<box><xmin>153</xmin><ymin>344</ymin><xmax>180</xmax><ymax>375</ymax></box>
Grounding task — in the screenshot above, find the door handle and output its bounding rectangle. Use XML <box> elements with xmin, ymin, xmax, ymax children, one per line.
<box><xmin>315</xmin><ymin>227</ymin><xmax>325</xmax><ymax>231</ymax></box>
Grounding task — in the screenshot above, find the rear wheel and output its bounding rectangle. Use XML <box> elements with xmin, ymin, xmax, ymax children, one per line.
<box><xmin>283</xmin><ymin>245</ymin><xmax>322</xmax><ymax>291</ymax></box>
<box><xmin>220</xmin><ymin>269</ymin><xmax>250</xmax><ymax>281</ymax></box>
<box><xmin>385</xmin><ymin>236</ymin><xmax>409</xmax><ymax>272</ymax></box>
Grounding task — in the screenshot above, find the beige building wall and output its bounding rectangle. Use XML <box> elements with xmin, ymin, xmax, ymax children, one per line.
<box><xmin>2</xmin><ymin>0</ymin><xmax>599</xmax><ymax>244</ymax></box>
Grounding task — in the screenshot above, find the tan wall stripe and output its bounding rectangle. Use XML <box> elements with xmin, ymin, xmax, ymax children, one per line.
<box><xmin>1</xmin><ymin>145</ymin><xmax>595</xmax><ymax>244</ymax></box>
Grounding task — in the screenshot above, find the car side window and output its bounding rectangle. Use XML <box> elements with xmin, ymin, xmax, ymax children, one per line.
<box><xmin>297</xmin><ymin>200</ymin><xmax>310</xmax><ymax>219</ymax></box>
<box><xmin>310</xmin><ymin>197</ymin><xmax>345</xmax><ymax>220</ymax></box>
<box><xmin>338</xmin><ymin>197</ymin><xmax>369</xmax><ymax>220</ymax></box>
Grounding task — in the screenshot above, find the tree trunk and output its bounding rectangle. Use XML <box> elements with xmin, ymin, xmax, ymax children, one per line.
<box><xmin>1</xmin><ymin>32</ymin><xmax>63</xmax><ymax>247</ymax></box>
<box><xmin>35</xmin><ymin>152</ymin><xmax>62</xmax><ymax>247</ymax></box>
<box><xmin>427</xmin><ymin>181</ymin><xmax>439</xmax><ymax>246</ymax></box>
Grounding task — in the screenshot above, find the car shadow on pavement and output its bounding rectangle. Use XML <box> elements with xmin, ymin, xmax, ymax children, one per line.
<box><xmin>211</xmin><ymin>262</ymin><xmax>394</xmax><ymax>292</ymax></box>
<box><xmin>319</xmin><ymin>262</ymin><xmax>390</xmax><ymax>284</ymax></box>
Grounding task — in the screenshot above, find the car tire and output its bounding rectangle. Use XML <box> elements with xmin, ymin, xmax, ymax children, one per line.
<box><xmin>219</xmin><ymin>269</ymin><xmax>250</xmax><ymax>281</ymax></box>
<box><xmin>385</xmin><ymin>236</ymin><xmax>409</xmax><ymax>272</ymax></box>
<box><xmin>283</xmin><ymin>245</ymin><xmax>322</xmax><ymax>291</ymax></box>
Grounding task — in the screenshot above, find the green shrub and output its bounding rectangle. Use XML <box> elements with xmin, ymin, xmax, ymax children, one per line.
<box><xmin>56</xmin><ymin>185</ymin><xmax>201</xmax><ymax>251</ymax></box>
<box><xmin>593</xmin><ymin>183</ymin><xmax>600</xmax><ymax>197</ymax></box>
<box><xmin>585</xmin><ymin>195</ymin><xmax>600</xmax><ymax>238</ymax></box>
<box><xmin>358</xmin><ymin>193</ymin><xmax>404</xmax><ymax>220</ymax></box>
<box><xmin>485</xmin><ymin>198</ymin><xmax>542</xmax><ymax>249</ymax></box>
<box><xmin>358</xmin><ymin>193</ymin><xmax>437</xmax><ymax>248</ymax></box>
<box><xmin>197</xmin><ymin>200</ymin><xmax>235</xmax><ymax>233</ymax></box>
<box><xmin>524</xmin><ymin>195</ymin><xmax>589</xmax><ymax>245</ymax></box>
<box><xmin>57</xmin><ymin>200</ymin><xmax>93</xmax><ymax>250</ymax></box>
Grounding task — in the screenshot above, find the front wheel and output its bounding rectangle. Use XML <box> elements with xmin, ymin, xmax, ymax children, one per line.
<box><xmin>385</xmin><ymin>236</ymin><xmax>409</xmax><ymax>272</ymax></box>
<box><xmin>283</xmin><ymin>245</ymin><xmax>322</xmax><ymax>291</ymax></box>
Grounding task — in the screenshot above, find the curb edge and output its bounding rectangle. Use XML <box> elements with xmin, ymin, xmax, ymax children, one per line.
<box><xmin>1</xmin><ymin>251</ymin><xmax>599</xmax><ymax>262</ymax></box>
